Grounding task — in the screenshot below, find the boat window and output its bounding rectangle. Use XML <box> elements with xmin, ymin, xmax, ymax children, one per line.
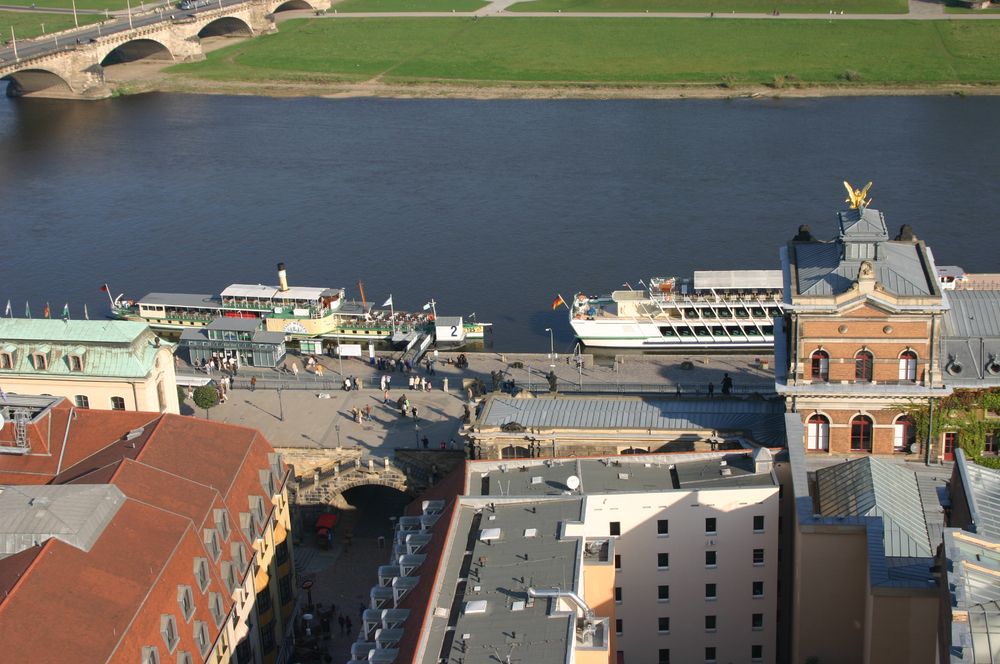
<box><xmin>752</xmin><ymin>308</ymin><xmax>766</xmax><ymax>317</ymax></box>
<box><xmin>679</xmin><ymin>328</ymin><xmax>693</xmax><ymax>337</ymax></box>
<box><xmin>718</xmin><ymin>310</ymin><xmax>732</xmax><ymax>318</ymax></box>
<box><xmin>684</xmin><ymin>309</ymin><xmax>698</xmax><ymax>318</ymax></box>
<box><xmin>712</xmin><ymin>327</ymin><xmax>726</xmax><ymax>335</ymax></box>
<box><xmin>762</xmin><ymin>325</ymin><xmax>774</xmax><ymax>335</ymax></box>
<box><xmin>726</xmin><ymin>326</ymin><xmax>743</xmax><ymax>335</ymax></box>
<box><xmin>735</xmin><ymin>308</ymin><xmax>749</xmax><ymax>318</ymax></box>
<box><xmin>659</xmin><ymin>327</ymin><xmax>677</xmax><ymax>337</ymax></box>
<box><xmin>695</xmin><ymin>327</ymin><xmax>710</xmax><ymax>337</ymax></box>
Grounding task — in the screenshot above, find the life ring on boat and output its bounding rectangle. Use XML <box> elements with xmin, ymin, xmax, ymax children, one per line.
<box><xmin>428</xmin><ymin>314</ymin><xmax>435</xmax><ymax>322</ymax></box>
<box><xmin>574</xmin><ymin>314</ymin><xmax>584</xmax><ymax>320</ymax></box>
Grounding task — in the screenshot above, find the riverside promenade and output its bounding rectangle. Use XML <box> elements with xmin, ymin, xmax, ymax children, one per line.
<box><xmin>184</xmin><ymin>350</ymin><xmax>776</xmax><ymax>455</ymax></box>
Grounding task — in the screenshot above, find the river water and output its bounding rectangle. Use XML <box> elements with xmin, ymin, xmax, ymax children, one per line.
<box><xmin>1</xmin><ymin>93</ymin><xmax>999</xmax><ymax>351</ymax></box>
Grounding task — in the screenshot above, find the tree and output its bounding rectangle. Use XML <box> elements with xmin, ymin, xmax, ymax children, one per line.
<box><xmin>193</xmin><ymin>385</ymin><xmax>219</xmax><ymax>419</ymax></box>
<box><xmin>177</xmin><ymin>385</ymin><xmax>187</xmax><ymax>404</ymax></box>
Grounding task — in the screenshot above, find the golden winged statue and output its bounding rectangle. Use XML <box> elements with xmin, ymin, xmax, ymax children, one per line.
<box><xmin>843</xmin><ymin>181</ymin><xmax>873</xmax><ymax>209</ymax></box>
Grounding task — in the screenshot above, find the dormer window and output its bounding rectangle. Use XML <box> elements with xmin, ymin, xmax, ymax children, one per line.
<box><xmin>204</xmin><ymin>529</ymin><xmax>221</xmax><ymax>561</ymax></box>
<box><xmin>260</xmin><ymin>469</ymin><xmax>276</xmax><ymax>497</ymax></box>
<box><xmin>141</xmin><ymin>646</ymin><xmax>160</xmax><ymax>664</ymax></box>
<box><xmin>209</xmin><ymin>592</ymin><xmax>225</xmax><ymax>628</ymax></box>
<box><xmin>67</xmin><ymin>354</ymin><xmax>83</xmax><ymax>372</ymax></box>
<box><xmin>0</xmin><ymin>351</ymin><xmax>12</xmax><ymax>369</ymax></box>
<box><xmin>214</xmin><ymin>509</ymin><xmax>231</xmax><ymax>541</ymax></box>
<box><xmin>194</xmin><ymin>557</ymin><xmax>210</xmax><ymax>592</ymax></box>
<box><xmin>32</xmin><ymin>351</ymin><xmax>48</xmax><ymax>370</ymax></box>
<box><xmin>232</xmin><ymin>542</ymin><xmax>249</xmax><ymax>574</ymax></box>
<box><xmin>177</xmin><ymin>585</ymin><xmax>195</xmax><ymax>622</ymax></box>
<box><xmin>160</xmin><ymin>614</ymin><xmax>179</xmax><ymax>653</ymax></box>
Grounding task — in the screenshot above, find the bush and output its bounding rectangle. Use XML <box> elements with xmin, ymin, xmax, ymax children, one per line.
<box><xmin>768</xmin><ymin>74</ymin><xmax>787</xmax><ymax>89</ymax></box>
<box><xmin>839</xmin><ymin>69</ymin><xmax>863</xmax><ymax>82</ymax></box>
<box><xmin>720</xmin><ymin>75</ymin><xmax>737</xmax><ymax>89</ymax></box>
<box><xmin>193</xmin><ymin>386</ymin><xmax>219</xmax><ymax>413</ymax></box>
<box><xmin>974</xmin><ymin>455</ymin><xmax>1000</xmax><ymax>470</ymax></box>
<box><xmin>177</xmin><ymin>386</ymin><xmax>187</xmax><ymax>404</ymax></box>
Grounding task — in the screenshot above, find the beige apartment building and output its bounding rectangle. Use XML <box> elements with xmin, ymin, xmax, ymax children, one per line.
<box><xmin>0</xmin><ymin>318</ymin><xmax>179</xmax><ymax>414</ymax></box>
<box><xmin>345</xmin><ymin>449</ymin><xmax>781</xmax><ymax>664</ymax></box>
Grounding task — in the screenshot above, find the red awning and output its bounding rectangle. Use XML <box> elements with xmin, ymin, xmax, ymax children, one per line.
<box><xmin>315</xmin><ymin>514</ymin><xmax>338</xmax><ymax>530</ymax></box>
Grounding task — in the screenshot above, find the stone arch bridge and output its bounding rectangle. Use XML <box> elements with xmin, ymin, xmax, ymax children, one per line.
<box><xmin>0</xmin><ymin>0</ymin><xmax>329</xmax><ymax>99</ymax></box>
<box><xmin>288</xmin><ymin>449</ymin><xmax>466</xmax><ymax>508</ymax></box>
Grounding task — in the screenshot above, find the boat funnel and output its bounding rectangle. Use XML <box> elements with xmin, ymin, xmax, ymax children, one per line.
<box><xmin>277</xmin><ymin>262</ymin><xmax>289</xmax><ymax>292</ymax></box>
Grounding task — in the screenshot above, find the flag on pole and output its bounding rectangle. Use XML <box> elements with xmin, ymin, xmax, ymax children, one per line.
<box><xmin>423</xmin><ymin>302</ymin><xmax>432</xmax><ymax>311</ymax></box>
<box><xmin>100</xmin><ymin>284</ymin><xmax>109</xmax><ymax>293</ymax></box>
<box><xmin>43</xmin><ymin>302</ymin><xmax>51</xmax><ymax>319</ymax></box>
<box><xmin>4</xmin><ymin>300</ymin><xmax>10</xmax><ymax>317</ymax></box>
<box><xmin>24</xmin><ymin>301</ymin><xmax>31</xmax><ymax>319</ymax></box>
<box><xmin>551</xmin><ymin>294</ymin><xmax>567</xmax><ymax>311</ymax></box>
<box><xmin>61</xmin><ymin>303</ymin><xmax>70</xmax><ymax>320</ymax></box>
<box><xmin>84</xmin><ymin>304</ymin><xmax>90</xmax><ymax>320</ymax></box>
<box><xmin>382</xmin><ymin>295</ymin><xmax>393</xmax><ymax>308</ymax></box>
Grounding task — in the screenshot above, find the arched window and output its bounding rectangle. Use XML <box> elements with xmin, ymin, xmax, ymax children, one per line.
<box><xmin>898</xmin><ymin>350</ymin><xmax>918</xmax><ymax>382</ymax></box>
<box><xmin>851</xmin><ymin>415</ymin><xmax>874</xmax><ymax>452</ymax></box>
<box><xmin>810</xmin><ymin>350</ymin><xmax>829</xmax><ymax>382</ymax></box>
<box><xmin>894</xmin><ymin>415</ymin><xmax>916</xmax><ymax>452</ymax></box>
<box><xmin>111</xmin><ymin>396</ymin><xmax>126</xmax><ymax>411</ymax></box>
<box><xmin>855</xmin><ymin>350</ymin><xmax>874</xmax><ymax>383</ymax></box>
<box><xmin>806</xmin><ymin>414</ymin><xmax>830</xmax><ymax>451</ymax></box>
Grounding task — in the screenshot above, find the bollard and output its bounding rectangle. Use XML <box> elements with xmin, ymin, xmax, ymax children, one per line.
<box><xmin>334</xmin><ymin>461</ymin><xmax>340</xmax><ymax>475</ymax></box>
<box><xmin>384</xmin><ymin>457</ymin><xmax>390</xmax><ymax>469</ymax></box>
<box><xmin>368</xmin><ymin>458</ymin><xmax>374</xmax><ymax>472</ymax></box>
<box><xmin>313</xmin><ymin>469</ymin><xmax>320</xmax><ymax>484</ymax></box>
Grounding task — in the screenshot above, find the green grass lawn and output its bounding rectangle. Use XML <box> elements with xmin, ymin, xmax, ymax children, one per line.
<box><xmin>508</xmin><ymin>0</ymin><xmax>908</xmax><ymax>13</ymax></box>
<box><xmin>0</xmin><ymin>9</ymin><xmax>102</xmax><ymax>40</ymax></box>
<box><xmin>169</xmin><ymin>18</ymin><xmax>1000</xmax><ymax>87</ymax></box>
<box><xmin>0</xmin><ymin>0</ymin><xmax>134</xmax><ymax>11</ymax></box>
<box><xmin>332</xmin><ymin>0</ymin><xmax>488</xmax><ymax>11</ymax></box>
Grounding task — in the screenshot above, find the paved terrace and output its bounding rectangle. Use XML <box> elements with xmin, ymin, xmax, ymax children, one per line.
<box><xmin>192</xmin><ymin>351</ymin><xmax>775</xmax><ymax>453</ymax></box>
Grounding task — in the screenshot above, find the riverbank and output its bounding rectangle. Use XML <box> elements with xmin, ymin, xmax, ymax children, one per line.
<box><xmin>151</xmin><ymin>17</ymin><xmax>1000</xmax><ymax>99</ymax></box>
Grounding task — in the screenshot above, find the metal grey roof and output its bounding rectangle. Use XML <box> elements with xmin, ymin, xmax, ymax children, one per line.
<box><xmin>794</xmin><ymin>241</ymin><xmax>934</xmax><ymax>297</ymax></box>
<box><xmin>815</xmin><ymin>456</ymin><xmax>932</xmax><ymax>557</ymax></box>
<box><xmin>956</xmin><ymin>451</ymin><xmax>1000</xmax><ymax>541</ymax></box>
<box><xmin>468</xmin><ymin>452</ymin><xmax>776</xmax><ymax>498</ymax></box>
<box><xmin>838</xmin><ymin>207</ymin><xmax>889</xmax><ymax>242</ymax></box>
<box><xmin>480</xmin><ymin>396</ymin><xmax>784</xmax><ymax>434</ymax></box>
<box><xmin>419</xmin><ymin>499</ymin><xmax>585</xmax><ymax>664</ymax></box>
<box><xmin>945</xmin><ymin>291</ymin><xmax>1000</xmax><ymax>339</ymax></box>
<box><xmin>944</xmin><ymin>529</ymin><xmax>1000</xmax><ymax>664</ymax></box>
<box><xmin>0</xmin><ymin>484</ymin><xmax>126</xmax><ymax>558</ymax></box>
<box><xmin>138</xmin><ymin>292</ymin><xmax>219</xmax><ymax>308</ymax></box>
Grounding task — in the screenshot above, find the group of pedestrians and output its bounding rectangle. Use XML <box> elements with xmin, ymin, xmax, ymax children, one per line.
<box><xmin>349</xmin><ymin>405</ymin><xmax>373</xmax><ymax>423</ymax></box>
<box><xmin>409</xmin><ymin>374</ymin><xmax>432</xmax><ymax>391</ymax></box>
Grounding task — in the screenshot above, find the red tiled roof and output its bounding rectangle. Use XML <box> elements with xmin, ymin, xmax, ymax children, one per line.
<box><xmin>0</xmin><ymin>544</ymin><xmax>42</xmax><ymax>599</ymax></box>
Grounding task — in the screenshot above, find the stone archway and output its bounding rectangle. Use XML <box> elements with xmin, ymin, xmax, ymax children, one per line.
<box><xmin>2</xmin><ymin>69</ymin><xmax>74</xmax><ymax>97</ymax></box>
<box><xmin>101</xmin><ymin>38</ymin><xmax>175</xmax><ymax>66</ymax></box>
<box><xmin>273</xmin><ymin>0</ymin><xmax>314</xmax><ymax>10</ymax></box>
<box><xmin>198</xmin><ymin>16</ymin><xmax>255</xmax><ymax>38</ymax></box>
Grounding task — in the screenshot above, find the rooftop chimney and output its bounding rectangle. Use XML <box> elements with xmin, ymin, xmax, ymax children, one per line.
<box><xmin>277</xmin><ymin>262</ymin><xmax>289</xmax><ymax>292</ymax></box>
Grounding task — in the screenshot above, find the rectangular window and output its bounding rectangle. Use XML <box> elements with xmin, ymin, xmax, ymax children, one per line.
<box><xmin>752</xmin><ymin>581</ymin><xmax>764</xmax><ymax>598</ymax></box>
<box><xmin>705</xmin><ymin>615</ymin><xmax>717</xmax><ymax>631</ymax></box>
<box><xmin>261</xmin><ymin>621</ymin><xmax>276</xmax><ymax>652</ymax></box>
<box><xmin>657</xmin><ymin>585</ymin><xmax>670</xmax><ymax>602</ymax></box>
<box><xmin>753</xmin><ymin>515</ymin><xmax>765</xmax><ymax>532</ymax></box>
<box><xmin>614</xmin><ymin>586</ymin><xmax>622</xmax><ymax>603</ymax></box>
<box><xmin>658</xmin><ymin>616</ymin><xmax>670</xmax><ymax>633</ymax></box>
<box><xmin>0</xmin><ymin>352</ymin><xmax>12</xmax><ymax>369</ymax></box>
<box><xmin>657</xmin><ymin>552</ymin><xmax>669</xmax><ymax>569</ymax></box>
<box><xmin>275</xmin><ymin>540</ymin><xmax>289</xmax><ymax>565</ymax></box>
<box><xmin>111</xmin><ymin>396</ymin><xmax>126</xmax><ymax>410</ymax></box>
<box><xmin>752</xmin><ymin>645</ymin><xmax>763</xmax><ymax>661</ymax></box>
<box><xmin>657</xmin><ymin>519</ymin><xmax>669</xmax><ymax>536</ymax></box>
<box><xmin>74</xmin><ymin>395</ymin><xmax>90</xmax><ymax>409</ymax></box>
<box><xmin>705</xmin><ymin>517</ymin><xmax>717</xmax><ymax>535</ymax></box>
<box><xmin>752</xmin><ymin>613</ymin><xmax>764</xmax><ymax>630</ymax></box>
<box><xmin>256</xmin><ymin>587</ymin><xmax>272</xmax><ymax>614</ymax></box>
<box><xmin>705</xmin><ymin>646</ymin><xmax>717</xmax><ymax>663</ymax></box>
<box><xmin>33</xmin><ymin>353</ymin><xmax>47</xmax><ymax>370</ymax></box>
<box><xmin>614</xmin><ymin>554</ymin><xmax>621</xmax><ymax>570</ymax></box>
<box><xmin>610</xmin><ymin>521</ymin><xmax>621</xmax><ymax>536</ymax></box>
<box><xmin>279</xmin><ymin>574</ymin><xmax>292</xmax><ymax>604</ymax></box>
<box><xmin>705</xmin><ymin>550</ymin><xmax>717</xmax><ymax>567</ymax></box>
<box><xmin>658</xmin><ymin>649</ymin><xmax>670</xmax><ymax>664</ymax></box>
<box><xmin>753</xmin><ymin>549</ymin><xmax>764</xmax><ymax>566</ymax></box>
<box><xmin>705</xmin><ymin>583</ymin><xmax>717</xmax><ymax>600</ymax></box>
<box><xmin>69</xmin><ymin>355</ymin><xmax>82</xmax><ymax>372</ymax></box>
<box><xmin>615</xmin><ymin>618</ymin><xmax>623</xmax><ymax>635</ymax></box>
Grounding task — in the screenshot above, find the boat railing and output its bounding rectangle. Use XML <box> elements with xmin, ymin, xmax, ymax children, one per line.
<box><xmin>519</xmin><ymin>381</ymin><xmax>777</xmax><ymax>397</ymax></box>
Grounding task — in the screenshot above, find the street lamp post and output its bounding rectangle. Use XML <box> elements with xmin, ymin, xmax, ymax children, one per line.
<box><xmin>335</xmin><ymin>424</ymin><xmax>341</xmax><ymax>450</ymax></box>
<box><xmin>277</xmin><ymin>385</ymin><xmax>284</xmax><ymax>422</ymax></box>
<box><xmin>414</xmin><ymin>423</ymin><xmax>420</xmax><ymax>448</ymax></box>
<box><xmin>71</xmin><ymin>0</ymin><xmax>78</xmax><ymax>28</ymax></box>
<box><xmin>545</xmin><ymin>328</ymin><xmax>555</xmax><ymax>367</ymax></box>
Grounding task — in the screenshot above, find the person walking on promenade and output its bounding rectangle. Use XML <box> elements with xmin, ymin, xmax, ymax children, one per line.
<box><xmin>412</xmin><ymin>405</ymin><xmax>419</xmax><ymax>421</ymax></box>
<box><xmin>721</xmin><ymin>373</ymin><xmax>733</xmax><ymax>395</ymax></box>
<box><xmin>365</xmin><ymin>404</ymin><xmax>372</xmax><ymax>421</ymax></box>
<box><xmin>250</xmin><ymin>376</ymin><xmax>257</xmax><ymax>392</ymax></box>
<box><xmin>708</xmin><ymin>382</ymin><xmax>715</xmax><ymax>398</ymax></box>
<box><xmin>408</xmin><ymin>375</ymin><xmax>415</xmax><ymax>390</ymax></box>
<box><xmin>422</xmin><ymin>435</ymin><xmax>430</xmax><ymax>449</ymax></box>
<box><xmin>345</xmin><ymin>616</ymin><xmax>353</xmax><ymax>635</ymax></box>
<box><xmin>338</xmin><ymin>615</ymin><xmax>345</xmax><ymax>635</ymax></box>
<box><xmin>383</xmin><ymin>389</ymin><xmax>390</xmax><ymax>405</ymax></box>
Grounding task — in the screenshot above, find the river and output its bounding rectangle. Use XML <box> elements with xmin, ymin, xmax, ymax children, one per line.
<box><xmin>1</xmin><ymin>93</ymin><xmax>999</xmax><ymax>351</ymax></box>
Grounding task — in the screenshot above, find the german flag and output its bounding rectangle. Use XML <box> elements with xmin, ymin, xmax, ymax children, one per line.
<box><xmin>551</xmin><ymin>294</ymin><xmax>566</xmax><ymax>311</ymax></box>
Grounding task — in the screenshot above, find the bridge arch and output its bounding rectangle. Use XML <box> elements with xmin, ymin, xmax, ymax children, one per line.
<box><xmin>198</xmin><ymin>16</ymin><xmax>254</xmax><ymax>38</ymax></box>
<box><xmin>273</xmin><ymin>0</ymin><xmax>314</xmax><ymax>11</ymax></box>
<box><xmin>100</xmin><ymin>38</ymin><xmax>175</xmax><ymax>66</ymax></box>
<box><xmin>2</xmin><ymin>68</ymin><xmax>74</xmax><ymax>97</ymax></box>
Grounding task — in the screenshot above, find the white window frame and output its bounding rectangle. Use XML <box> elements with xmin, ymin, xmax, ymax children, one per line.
<box><xmin>806</xmin><ymin>413</ymin><xmax>830</xmax><ymax>451</ymax></box>
<box><xmin>160</xmin><ymin>615</ymin><xmax>179</xmax><ymax>654</ymax></box>
<box><xmin>177</xmin><ymin>585</ymin><xmax>195</xmax><ymax>622</ymax></box>
<box><xmin>141</xmin><ymin>646</ymin><xmax>160</xmax><ymax>664</ymax></box>
<box><xmin>898</xmin><ymin>350</ymin><xmax>918</xmax><ymax>381</ymax></box>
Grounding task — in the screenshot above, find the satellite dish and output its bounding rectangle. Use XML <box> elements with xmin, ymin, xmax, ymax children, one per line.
<box><xmin>566</xmin><ymin>475</ymin><xmax>580</xmax><ymax>491</ymax></box>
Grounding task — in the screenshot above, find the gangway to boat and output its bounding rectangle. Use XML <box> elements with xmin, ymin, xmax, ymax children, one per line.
<box><xmin>400</xmin><ymin>332</ymin><xmax>433</xmax><ymax>366</ymax></box>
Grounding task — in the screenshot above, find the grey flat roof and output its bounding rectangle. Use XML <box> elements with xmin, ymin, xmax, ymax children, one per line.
<box><xmin>943</xmin><ymin>529</ymin><xmax>1000</xmax><ymax>664</ymax></box>
<box><xmin>138</xmin><ymin>292</ymin><xmax>219</xmax><ymax>308</ymax></box>
<box><xmin>468</xmin><ymin>452</ymin><xmax>776</xmax><ymax>498</ymax></box>
<box><xmin>693</xmin><ymin>270</ymin><xmax>783</xmax><ymax>291</ymax></box>
<box><xmin>0</xmin><ymin>484</ymin><xmax>126</xmax><ymax>558</ymax></box>
<box><xmin>419</xmin><ymin>499</ymin><xmax>584</xmax><ymax>664</ymax></box>
<box><xmin>816</xmin><ymin>456</ymin><xmax>932</xmax><ymax>558</ymax></box>
<box><xmin>795</xmin><ymin>241</ymin><xmax>934</xmax><ymax>297</ymax></box>
<box><xmin>945</xmin><ymin>291</ymin><xmax>1000</xmax><ymax>339</ymax></box>
<box><xmin>479</xmin><ymin>396</ymin><xmax>784</xmax><ymax>434</ymax></box>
